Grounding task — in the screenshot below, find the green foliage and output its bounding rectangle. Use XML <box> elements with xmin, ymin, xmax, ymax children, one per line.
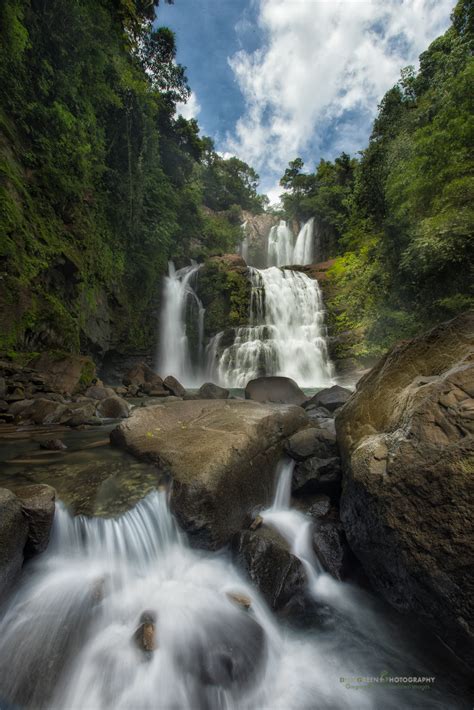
<box><xmin>197</xmin><ymin>262</ymin><xmax>251</xmax><ymax>337</ymax></box>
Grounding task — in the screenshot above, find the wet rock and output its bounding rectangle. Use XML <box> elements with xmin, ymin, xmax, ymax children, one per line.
<box><xmin>293</xmin><ymin>457</ymin><xmax>342</xmax><ymax>497</ymax></box>
<box><xmin>39</xmin><ymin>439</ymin><xmax>67</xmax><ymax>451</ymax></box>
<box><xmin>96</xmin><ymin>395</ymin><xmax>130</xmax><ymax>419</ymax></box>
<box><xmin>337</xmin><ymin>311</ymin><xmax>474</xmax><ymax>664</ymax></box>
<box><xmin>308</xmin><ymin>495</ymin><xmax>331</xmax><ymax>518</ymax></box>
<box><xmin>312</xmin><ymin>515</ymin><xmax>352</xmax><ymax>580</ymax></box>
<box><xmin>245</xmin><ymin>376</ymin><xmax>307</xmax><ymax>406</ymax></box>
<box><xmin>163</xmin><ymin>375</ymin><xmax>186</xmax><ymax>397</ymax></box>
<box><xmin>111</xmin><ymin>400</ymin><xmax>307</xmax><ymax>548</ymax></box>
<box><xmin>60</xmin><ymin>401</ymin><xmax>98</xmax><ymax>427</ymax></box>
<box><xmin>232</xmin><ymin>527</ymin><xmax>306</xmax><ymax>612</ymax></box>
<box><xmin>249</xmin><ymin>514</ymin><xmax>263</xmax><ymax>530</ymax></box>
<box><xmin>226</xmin><ymin>591</ymin><xmax>251</xmax><ymax>610</ymax></box>
<box><xmin>15</xmin><ymin>484</ymin><xmax>56</xmax><ymax>557</ymax></box>
<box><xmin>0</xmin><ymin>489</ymin><xmax>28</xmax><ymax>599</ymax></box>
<box><xmin>134</xmin><ymin>610</ymin><xmax>157</xmax><ymax>654</ymax></box>
<box><xmin>198</xmin><ymin>382</ymin><xmax>229</xmax><ymax>399</ymax></box>
<box><xmin>304</xmin><ymin>385</ymin><xmax>351</xmax><ymax>413</ymax></box>
<box><xmin>16</xmin><ymin>398</ymin><xmax>67</xmax><ymax>425</ymax></box>
<box><xmin>285</xmin><ymin>426</ymin><xmax>338</xmax><ymax>461</ymax></box>
<box><xmin>85</xmin><ymin>385</ymin><xmax>115</xmax><ymax>400</ymax></box>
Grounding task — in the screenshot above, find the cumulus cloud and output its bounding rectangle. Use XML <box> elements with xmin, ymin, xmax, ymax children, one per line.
<box><xmin>226</xmin><ymin>0</ymin><xmax>453</xmax><ymax>186</ymax></box>
<box><xmin>176</xmin><ymin>91</ymin><xmax>201</xmax><ymax>120</ymax></box>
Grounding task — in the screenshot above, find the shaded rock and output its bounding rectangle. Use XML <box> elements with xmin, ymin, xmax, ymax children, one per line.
<box><xmin>9</xmin><ymin>398</ymin><xmax>35</xmax><ymax>418</ymax></box>
<box><xmin>163</xmin><ymin>375</ymin><xmax>186</xmax><ymax>398</ymax></box>
<box><xmin>28</xmin><ymin>353</ymin><xmax>96</xmax><ymax>394</ymax></box>
<box><xmin>15</xmin><ymin>485</ymin><xmax>56</xmax><ymax>557</ymax></box>
<box><xmin>0</xmin><ymin>376</ymin><xmax>5</xmax><ymax>399</ymax></box>
<box><xmin>232</xmin><ymin>526</ymin><xmax>306</xmax><ymax>612</ymax></box>
<box><xmin>6</xmin><ymin>386</ymin><xmax>26</xmax><ymax>402</ymax></box>
<box><xmin>336</xmin><ymin>311</ymin><xmax>474</xmax><ymax>664</ymax></box>
<box><xmin>122</xmin><ymin>363</ymin><xmax>162</xmax><ymax>388</ymax></box>
<box><xmin>304</xmin><ymin>385</ymin><xmax>351</xmax><ymax>413</ymax></box>
<box><xmin>96</xmin><ymin>396</ymin><xmax>130</xmax><ymax>419</ymax></box>
<box><xmin>285</xmin><ymin>427</ymin><xmax>338</xmax><ymax>461</ymax></box>
<box><xmin>111</xmin><ymin>400</ymin><xmax>307</xmax><ymax>548</ymax></box>
<box><xmin>313</xmin><ymin>515</ymin><xmax>352</xmax><ymax>580</ymax></box>
<box><xmin>60</xmin><ymin>401</ymin><xmax>97</xmax><ymax>427</ymax></box>
<box><xmin>0</xmin><ymin>399</ymin><xmax>8</xmax><ymax>412</ymax></box>
<box><xmin>142</xmin><ymin>381</ymin><xmax>169</xmax><ymax>396</ymax></box>
<box><xmin>245</xmin><ymin>376</ymin><xmax>307</xmax><ymax>406</ymax></box>
<box><xmin>114</xmin><ymin>386</ymin><xmax>128</xmax><ymax>397</ymax></box>
<box><xmin>85</xmin><ymin>385</ymin><xmax>115</xmax><ymax>400</ymax></box>
<box><xmin>0</xmin><ymin>489</ymin><xmax>28</xmax><ymax>599</ymax></box>
<box><xmin>17</xmin><ymin>398</ymin><xmax>67</xmax><ymax>425</ymax></box>
<box><xmin>293</xmin><ymin>457</ymin><xmax>342</xmax><ymax>497</ymax></box>
<box><xmin>39</xmin><ymin>439</ymin><xmax>67</xmax><ymax>451</ymax></box>
<box><xmin>308</xmin><ymin>495</ymin><xmax>331</xmax><ymax>518</ymax></box>
<box><xmin>198</xmin><ymin>382</ymin><xmax>229</xmax><ymax>399</ymax></box>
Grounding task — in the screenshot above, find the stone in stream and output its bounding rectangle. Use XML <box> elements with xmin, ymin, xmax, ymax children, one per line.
<box><xmin>96</xmin><ymin>395</ymin><xmax>130</xmax><ymax>419</ymax></box>
<box><xmin>226</xmin><ymin>591</ymin><xmax>252</xmax><ymax>610</ymax></box>
<box><xmin>14</xmin><ymin>484</ymin><xmax>56</xmax><ymax>557</ymax></box>
<box><xmin>312</xmin><ymin>514</ymin><xmax>353</xmax><ymax>581</ymax></box>
<box><xmin>39</xmin><ymin>438</ymin><xmax>68</xmax><ymax>451</ymax></box>
<box><xmin>198</xmin><ymin>382</ymin><xmax>229</xmax><ymax>399</ymax></box>
<box><xmin>0</xmin><ymin>489</ymin><xmax>29</xmax><ymax>600</ymax></box>
<box><xmin>245</xmin><ymin>376</ymin><xmax>307</xmax><ymax>406</ymax></box>
<box><xmin>336</xmin><ymin>311</ymin><xmax>474</xmax><ymax>666</ymax></box>
<box><xmin>163</xmin><ymin>375</ymin><xmax>186</xmax><ymax>397</ymax></box>
<box><xmin>292</xmin><ymin>456</ymin><xmax>342</xmax><ymax>498</ymax></box>
<box><xmin>110</xmin><ymin>399</ymin><xmax>307</xmax><ymax>548</ymax></box>
<box><xmin>134</xmin><ymin>610</ymin><xmax>158</xmax><ymax>654</ymax></box>
<box><xmin>304</xmin><ymin>385</ymin><xmax>351</xmax><ymax>413</ymax></box>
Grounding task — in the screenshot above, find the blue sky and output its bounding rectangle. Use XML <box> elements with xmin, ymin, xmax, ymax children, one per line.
<box><xmin>157</xmin><ymin>0</ymin><xmax>453</xmax><ymax>202</ymax></box>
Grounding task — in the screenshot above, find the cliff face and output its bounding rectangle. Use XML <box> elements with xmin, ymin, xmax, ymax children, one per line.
<box><xmin>240</xmin><ymin>211</ymin><xmax>279</xmax><ymax>267</ymax></box>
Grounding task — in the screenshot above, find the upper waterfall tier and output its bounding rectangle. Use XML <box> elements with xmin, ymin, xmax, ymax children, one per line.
<box><xmin>207</xmin><ymin>267</ymin><xmax>334</xmax><ymax>388</ymax></box>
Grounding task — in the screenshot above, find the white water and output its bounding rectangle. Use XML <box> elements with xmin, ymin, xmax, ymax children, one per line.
<box><xmin>209</xmin><ymin>267</ymin><xmax>334</xmax><ymax>388</ymax></box>
<box><xmin>157</xmin><ymin>261</ymin><xmax>204</xmax><ymax>387</ymax></box>
<box><xmin>293</xmin><ymin>217</ymin><xmax>315</xmax><ymax>266</ymax></box>
<box><xmin>267</xmin><ymin>220</ymin><xmax>294</xmax><ymax>267</ymax></box>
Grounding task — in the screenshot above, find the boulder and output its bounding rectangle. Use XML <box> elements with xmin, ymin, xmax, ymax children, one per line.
<box><xmin>85</xmin><ymin>385</ymin><xmax>115</xmax><ymax>400</ymax></box>
<box><xmin>15</xmin><ymin>485</ymin><xmax>56</xmax><ymax>557</ymax></box>
<box><xmin>28</xmin><ymin>353</ymin><xmax>96</xmax><ymax>394</ymax></box>
<box><xmin>122</xmin><ymin>363</ymin><xmax>162</xmax><ymax>388</ymax></box>
<box><xmin>133</xmin><ymin>610</ymin><xmax>157</xmax><ymax>654</ymax></box>
<box><xmin>39</xmin><ymin>439</ymin><xmax>67</xmax><ymax>451</ymax></box>
<box><xmin>304</xmin><ymin>385</ymin><xmax>351</xmax><ymax>413</ymax></box>
<box><xmin>198</xmin><ymin>382</ymin><xmax>229</xmax><ymax>400</ymax></box>
<box><xmin>312</xmin><ymin>515</ymin><xmax>352</xmax><ymax>581</ymax></box>
<box><xmin>96</xmin><ymin>396</ymin><xmax>130</xmax><ymax>419</ymax></box>
<box><xmin>163</xmin><ymin>375</ymin><xmax>186</xmax><ymax>398</ymax></box>
<box><xmin>308</xmin><ymin>495</ymin><xmax>331</xmax><ymax>518</ymax></box>
<box><xmin>293</xmin><ymin>457</ymin><xmax>342</xmax><ymax>497</ymax></box>
<box><xmin>285</xmin><ymin>427</ymin><xmax>338</xmax><ymax>461</ymax></box>
<box><xmin>111</xmin><ymin>400</ymin><xmax>307</xmax><ymax>548</ymax></box>
<box><xmin>0</xmin><ymin>376</ymin><xmax>5</xmax><ymax>399</ymax></box>
<box><xmin>336</xmin><ymin>311</ymin><xmax>474</xmax><ymax>664</ymax></box>
<box><xmin>232</xmin><ymin>526</ymin><xmax>306</xmax><ymax>611</ymax></box>
<box><xmin>0</xmin><ymin>489</ymin><xmax>28</xmax><ymax>599</ymax></box>
<box><xmin>245</xmin><ymin>376</ymin><xmax>307</xmax><ymax>406</ymax></box>
<box><xmin>0</xmin><ymin>399</ymin><xmax>9</xmax><ymax>413</ymax></box>
<box><xmin>60</xmin><ymin>401</ymin><xmax>98</xmax><ymax>427</ymax></box>
<box><xmin>16</xmin><ymin>398</ymin><xmax>67</xmax><ymax>425</ymax></box>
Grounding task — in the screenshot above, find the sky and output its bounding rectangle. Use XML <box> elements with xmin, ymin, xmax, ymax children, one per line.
<box><xmin>157</xmin><ymin>0</ymin><xmax>454</xmax><ymax>202</ymax></box>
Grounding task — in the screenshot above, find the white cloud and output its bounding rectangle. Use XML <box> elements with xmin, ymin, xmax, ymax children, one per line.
<box><xmin>226</xmin><ymin>0</ymin><xmax>453</xmax><ymax>180</ymax></box>
<box><xmin>176</xmin><ymin>91</ymin><xmax>201</xmax><ymax>120</ymax></box>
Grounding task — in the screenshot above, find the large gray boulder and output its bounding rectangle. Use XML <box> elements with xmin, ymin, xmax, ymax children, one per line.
<box><xmin>0</xmin><ymin>489</ymin><xmax>28</xmax><ymax>599</ymax></box>
<box><xmin>96</xmin><ymin>395</ymin><xmax>130</xmax><ymax>419</ymax></box>
<box><xmin>111</xmin><ymin>400</ymin><xmax>307</xmax><ymax>548</ymax></box>
<box><xmin>245</xmin><ymin>376</ymin><xmax>307</xmax><ymax>406</ymax></box>
<box><xmin>337</xmin><ymin>311</ymin><xmax>474</xmax><ymax>664</ymax></box>
<box><xmin>198</xmin><ymin>382</ymin><xmax>229</xmax><ymax>400</ymax></box>
<box><xmin>285</xmin><ymin>426</ymin><xmax>338</xmax><ymax>461</ymax></box>
<box><xmin>15</xmin><ymin>485</ymin><xmax>56</xmax><ymax>557</ymax></box>
<box><xmin>304</xmin><ymin>385</ymin><xmax>351</xmax><ymax>413</ymax></box>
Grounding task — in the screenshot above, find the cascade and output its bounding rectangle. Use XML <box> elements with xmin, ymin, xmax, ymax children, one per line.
<box><xmin>238</xmin><ymin>220</ymin><xmax>249</xmax><ymax>263</ymax></box>
<box><xmin>267</xmin><ymin>220</ymin><xmax>294</xmax><ymax>267</ymax></box>
<box><xmin>293</xmin><ymin>217</ymin><xmax>315</xmax><ymax>265</ymax></box>
<box><xmin>157</xmin><ymin>261</ymin><xmax>204</xmax><ymax>387</ymax></box>
<box><xmin>208</xmin><ymin>266</ymin><xmax>334</xmax><ymax>388</ymax></box>
<box><xmin>0</xmin><ymin>472</ymin><xmax>460</xmax><ymax>709</ymax></box>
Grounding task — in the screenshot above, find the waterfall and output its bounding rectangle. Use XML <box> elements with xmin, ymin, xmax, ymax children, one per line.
<box><xmin>157</xmin><ymin>261</ymin><xmax>204</xmax><ymax>386</ymax></box>
<box><xmin>267</xmin><ymin>220</ymin><xmax>294</xmax><ymax>267</ymax></box>
<box><xmin>238</xmin><ymin>220</ymin><xmax>249</xmax><ymax>263</ymax></box>
<box><xmin>293</xmin><ymin>217</ymin><xmax>315</xmax><ymax>265</ymax></box>
<box><xmin>209</xmin><ymin>267</ymin><xmax>334</xmax><ymax>388</ymax></box>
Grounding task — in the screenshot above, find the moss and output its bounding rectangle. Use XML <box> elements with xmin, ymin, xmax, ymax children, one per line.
<box><xmin>79</xmin><ymin>358</ymin><xmax>96</xmax><ymax>386</ymax></box>
<box><xmin>197</xmin><ymin>261</ymin><xmax>251</xmax><ymax>338</ymax></box>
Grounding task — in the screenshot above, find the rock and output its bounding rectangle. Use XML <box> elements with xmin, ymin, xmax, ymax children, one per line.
<box><xmin>142</xmin><ymin>381</ymin><xmax>169</xmax><ymax>396</ymax></box>
<box><xmin>0</xmin><ymin>489</ymin><xmax>28</xmax><ymax>599</ymax></box>
<box><xmin>133</xmin><ymin>610</ymin><xmax>157</xmax><ymax>654</ymax></box>
<box><xmin>163</xmin><ymin>375</ymin><xmax>186</xmax><ymax>398</ymax></box>
<box><xmin>28</xmin><ymin>353</ymin><xmax>96</xmax><ymax>394</ymax></box>
<box><xmin>0</xmin><ymin>376</ymin><xmax>5</xmax><ymax>399</ymax></box>
<box><xmin>127</xmin><ymin>385</ymin><xmax>139</xmax><ymax>397</ymax></box>
<box><xmin>122</xmin><ymin>363</ymin><xmax>162</xmax><ymax>388</ymax></box>
<box><xmin>6</xmin><ymin>385</ymin><xmax>26</xmax><ymax>402</ymax></box>
<box><xmin>249</xmin><ymin>514</ymin><xmax>263</xmax><ymax>531</ymax></box>
<box><xmin>226</xmin><ymin>592</ymin><xmax>251</xmax><ymax>610</ymax></box>
<box><xmin>312</xmin><ymin>515</ymin><xmax>352</xmax><ymax>580</ymax></box>
<box><xmin>114</xmin><ymin>386</ymin><xmax>128</xmax><ymax>397</ymax></box>
<box><xmin>16</xmin><ymin>398</ymin><xmax>67</xmax><ymax>425</ymax></box>
<box><xmin>85</xmin><ymin>385</ymin><xmax>115</xmax><ymax>400</ymax></box>
<box><xmin>293</xmin><ymin>457</ymin><xmax>342</xmax><ymax>497</ymax></box>
<box><xmin>60</xmin><ymin>401</ymin><xmax>98</xmax><ymax>427</ymax></box>
<box><xmin>15</xmin><ymin>485</ymin><xmax>56</xmax><ymax>557</ymax></box>
<box><xmin>285</xmin><ymin>427</ymin><xmax>338</xmax><ymax>461</ymax></box>
<box><xmin>245</xmin><ymin>376</ymin><xmax>307</xmax><ymax>406</ymax></box>
<box><xmin>9</xmin><ymin>398</ymin><xmax>35</xmax><ymax>417</ymax></box>
<box><xmin>336</xmin><ymin>311</ymin><xmax>474</xmax><ymax>664</ymax></box>
<box><xmin>308</xmin><ymin>495</ymin><xmax>331</xmax><ymax>518</ymax></box>
<box><xmin>111</xmin><ymin>400</ymin><xmax>307</xmax><ymax>548</ymax></box>
<box><xmin>208</xmin><ymin>253</ymin><xmax>247</xmax><ymax>270</ymax></box>
<box><xmin>96</xmin><ymin>396</ymin><xmax>130</xmax><ymax>419</ymax></box>
<box><xmin>39</xmin><ymin>439</ymin><xmax>67</xmax><ymax>451</ymax></box>
<box><xmin>304</xmin><ymin>385</ymin><xmax>351</xmax><ymax>413</ymax></box>
<box><xmin>198</xmin><ymin>382</ymin><xmax>229</xmax><ymax>400</ymax></box>
<box><xmin>232</xmin><ymin>526</ymin><xmax>306</xmax><ymax>612</ymax></box>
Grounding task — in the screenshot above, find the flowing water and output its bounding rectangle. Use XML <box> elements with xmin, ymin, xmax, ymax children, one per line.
<box><xmin>293</xmin><ymin>218</ymin><xmax>315</xmax><ymax>266</ymax></box>
<box><xmin>0</xmin><ymin>460</ymin><xmax>468</xmax><ymax>709</ymax></box>
<box><xmin>267</xmin><ymin>220</ymin><xmax>294</xmax><ymax>267</ymax></box>
<box><xmin>208</xmin><ymin>267</ymin><xmax>334</xmax><ymax>388</ymax></box>
<box><xmin>156</xmin><ymin>262</ymin><xmax>204</xmax><ymax>387</ymax></box>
